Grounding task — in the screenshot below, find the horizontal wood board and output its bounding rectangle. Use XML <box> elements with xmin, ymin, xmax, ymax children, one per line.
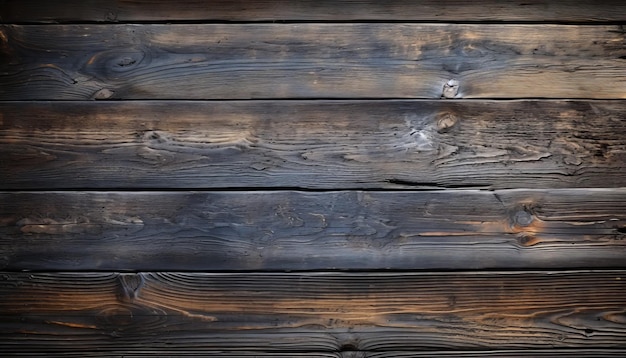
<box><xmin>6</xmin><ymin>350</ymin><xmax>626</xmax><ymax>358</ymax></box>
<box><xmin>0</xmin><ymin>271</ymin><xmax>625</xmax><ymax>352</ymax></box>
<box><xmin>1</xmin><ymin>190</ymin><xmax>625</xmax><ymax>271</ymax></box>
<box><xmin>1</xmin><ymin>24</ymin><xmax>625</xmax><ymax>99</ymax></box>
<box><xmin>2</xmin><ymin>100</ymin><xmax>625</xmax><ymax>189</ymax></box>
<box><xmin>2</xmin><ymin>0</ymin><xmax>626</xmax><ymax>22</ymax></box>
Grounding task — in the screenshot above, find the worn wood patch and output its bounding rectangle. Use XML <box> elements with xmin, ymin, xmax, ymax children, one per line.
<box><xmin>1</xmin><ymin>24</ymin><xmax>625</xmax><ymax>99</ymax></box>
<box><xmin>1</xmin><ymin>190</ymin><xmax>625</xmax><ymax>271</ymax></box>
<box><xmin>2</xmin><ymin>100</ymin><xmax>625</xmax><ymax>189</ymax></box>
<box><xmin>2</xmin><ymin>0</ymin><xmax>626</xmax><ymax>23</ymax></box>
<box><xmin>0</xmin><ymin>271</ymin><xmax>625</xmax><ymax>352</ymax></box>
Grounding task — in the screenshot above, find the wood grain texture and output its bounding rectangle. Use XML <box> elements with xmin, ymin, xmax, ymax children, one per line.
<box><xmin>1</xmin><ymin>24</ymin><xmax>625</xmax><ymax>100</ymax></box>
<box><xmin>2</xmin><ymin>100</ymin><xmax>626</xmax><ymax>190</ymax></box>
<box><xmin>1</xmin><ymin>0</ymin><xmax>625</xmax><ymax>23</ymax></box>
<box><xmin>351</xmin><ymin>350</ymin><xmax>626</xmax><ymax>358</ymax></box>
<box><xmin>5</xmin><ymin>350</ymin><xmax>626</xmax><ymax>358</ymax></box>
<box><xmin>0</xmin><ymin>271</ymin><xmax>625</xmax><ymax>352</ymax></box>
<box><xmin>1</xmin><ymin>190</ymin><xmax>625</xmax><ymax>271</ymax></box>
<box><xmin>2</xmin><ymin>353</ymin><xmax>341</xmax><ymax>358</ymax></box>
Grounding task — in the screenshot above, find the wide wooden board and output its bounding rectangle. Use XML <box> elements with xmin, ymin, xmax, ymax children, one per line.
<box><xmin>2</xmin><ymin>190</ymin><xmax>625</xmax><ymax>271</ymax></box>
<box><xmin>1</xmin><ymin>0</ymin><xmax>625</xmax><ymax>23</ymax></box>
<box><xmin>2</xmin><ymin>100</ymin><xmax>625</xmax><ymax>190</ymax></box>
<box><xmin>1</xmin><ymin>271</ymin><xmax>625</xmax><ymax>352</ymax></box>
<box><xmin>1</xmin><ymin>24</ymin><xmax>625</xmax><ymax>99</ymax></box>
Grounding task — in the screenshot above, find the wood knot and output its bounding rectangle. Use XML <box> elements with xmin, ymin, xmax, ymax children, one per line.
<box><xmin>437</xmin><ymin>113</ymin><xmax>458</xmax><ymax>132</ymax></box>
<box><xmin>105</xmin><ymin>11</ymin><xmax>118</xmax><ymax>22</ymax></box>
<box><xmin>513</xmin><ymin>209</ymin><xmax>534</xmax><ymax>227</ymax></box>
<box><xmin>341</xmin><ymin>351</ymin><xmax>366</xmax><ymax>358</ymax></box>
<box><xmin>93</xmin><ymin>88</ymin><xmax>115</xmax><ymax>100</ymax></box>
<box><xmin>442</xmin><ymin>79</ymin><xmax>460</xmax><ymax>99</ymax></box>
<box><xmin>117</xmin><ymin>273</ymin><xmax>144</xmax><ymax>303</ymax></box>
<box><xmin>518</xmin><ymin>234</ymin><xmax>540</xmax><ymax>247</ymax></box>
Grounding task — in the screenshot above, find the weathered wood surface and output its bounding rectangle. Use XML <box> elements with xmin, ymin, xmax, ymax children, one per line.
<box><xmin>1</xmin><ymin>24</ymin><xmax>625</xmax><ymax>100</ymax></box>
<box><xmin>0</xmin><ymin>271</ymin><xmax>625</xmax><ymax>352</ymax></box>
<box><xmin>2</xmin><ymin>190</ymin><xmax>625</xmax><ymax>271</ymax></box>
<box><xmin>2</xmin><ymin>0</ymin><xmax>626</xmax><ymax>23</ymax></box>
<box><xmin>7</xmin><ymin>351</ymin><xmax>626</xmax><ymax>358</ymax></box>
<box><xmin>2</xmin><ymin>100</ymin><xmax>626</xmax><ymax>190</ymax></box>
<box><xmin>345</xmin><ymin>351</ymin><xmax>626</xmax><ymax>358</ymax></box>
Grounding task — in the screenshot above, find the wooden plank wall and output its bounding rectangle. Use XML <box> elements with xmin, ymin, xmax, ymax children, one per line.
<box><xmin>1</xmin><ymin>1</ymin><xmax>625</xmax><ymax>356</ymax></box>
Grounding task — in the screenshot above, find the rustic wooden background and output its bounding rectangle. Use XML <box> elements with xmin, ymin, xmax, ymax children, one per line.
<box><xmin>1</xmin><ymin>1</ymin><xmax>625</xmax><ymax>356</ymax></box>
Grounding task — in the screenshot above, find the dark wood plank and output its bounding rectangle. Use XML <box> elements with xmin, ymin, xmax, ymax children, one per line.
<box><xmin>1</xmin><ymin>24</ymin><xmax>625</xmax><ymax>100</ymax></box>
<box><xmin>0</xmin><ymin>271</ymin><xmax>625</xmax><ymax>352</ymax></box>
<box><xmin>2</xmin><ymin>100</ymin><xmax>625</xmax><ymax>190</ymax></box>
<box><xmin>4</xmin><ymin>350</ymin><xmax>626</xmax><ymax>358</ymax></box>
<box><xmin>1</xmin><ymin>190</ymin><xmax>625</xmax><ymax>271</ymax></box>
<box><xmin>1</xmin><ymin>0</ymin><xmax>625</xmax><ymax>23</ymax></box>
<box><xmin>353</xmin><ymin>351</ymin><xmax>626</xmax><ymax>358</ymax></box>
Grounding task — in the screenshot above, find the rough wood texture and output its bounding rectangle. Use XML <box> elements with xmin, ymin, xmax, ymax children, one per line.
<box><xmin>1</xmin><ymin>24</ymin><xmax>625</xmax><ymax>100</ymax></box>
<box><xmin>7</xmin><ymin>351</ymin><xmax>626</xmax><ymax>358</ymax></box>
<box><xmin>1</xmin><ymin>0</ymin><xmax>625</xmax><ymax>22</ymax></box>
<box><xmin>0</xmin><ymin>271</ymin><xmax>625</xmax><ymax>352</ymax></box>
<box><xmin>1</xmin><ymin>190</ymin><xmax>625</xmax><ymax>271</ymax></box>
<box><xmin>6</xmin><ymin>351</ymin><xmax>626</xmax><ymax>358</ymax></box>
<box><xmin>2</xmin><ymin>100</ymin><xmax>626</xmax><ymax>190</ymax></box>
<box><xmin>353</xmin><ymin>351</ymin><xmax>626</xmax><ymax>358</ymax></box>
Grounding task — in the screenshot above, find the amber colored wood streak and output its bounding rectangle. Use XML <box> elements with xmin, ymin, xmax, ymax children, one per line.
<box><xmin>1</xmin><ymin>24</ymin><xmax>625</xmax><ymax>100</ymax></box>
<box><xmin>2</xmin><ymin>100</ymin><xmax>626</xmax><ymax>190</ymax></box>
<box><xmin>1</xmin><ymin>190</ymin><xmax>625</xmax><ymax>271</ymax></box>
<box><xmin>1</xmin><ymin>0</ymin><xmax>625</xmax><ymax>22</ymax></box>
<box><xmin>0</xmin><ymin>271</ymin><xmax>625</xmax><ymax>352</ymax></box>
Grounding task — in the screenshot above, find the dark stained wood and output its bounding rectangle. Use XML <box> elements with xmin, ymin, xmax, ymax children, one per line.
<box><xmin>1</xmin><ymin>190</ymin><xmax>625</xmax><ymax>271</ymax></box>
<box><xmin>7</xmin><ymin>352</ymin><xmax>626</xmax><ymax>358</ymax></box>
<box><xmin>1</xmin><ymin>24</ymin><xmax>625</xmax><ymax>100</ymax></box>
<box><xmin>5</xmin><ymin>351</ymin><xmax>626</xmax><ymax>358</ymax></box>
<box><xmin>2</xmin><ymin>353</ymin><xmax>341</xmax><ymax>358</ymax></box>
<box><xmin>2</xmin><ymin>3</ymin><xmax>625</xmax><ymax>357</ymax></box>
<box><xmin>353</xmin><ymin>351</ymin><xmax>626</xmax><ymax>358</ymax></box>
<box><xmin>1</xmin><ymin>0</ymin><xmax>625</xmax><ymax>23</ymax></box>
<box><xmin>24</xmin><ymin>352</ymin><xmax>626</xmax><ymax>358</ymax></box>
<box><xmin>0</xmin><ymin>271</ymin><xmax>625</xmax><ymax>352</ymax></box>
<box><xmin>2</xmin><ymin>100</ymin><xmax>626</xmax><ymax>190</ymax></box>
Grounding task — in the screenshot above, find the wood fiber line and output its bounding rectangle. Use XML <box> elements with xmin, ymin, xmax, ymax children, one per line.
<box><xmin>1</xmin><ymin>0</ymin><xmax>626</xmax><ymax>22</ymax></box>
<box><xmin>1</xmin><ymin>190</ymin><xmax>625</xmax><ymax>271</ymax></box>
<box><xmin>0</xmin><ymin>271</ymin><xmax>625</xmax><ymax>352</ymax></box>
<box><xmin>2</xmin><ymin>100</ymin><xmax>625</xmax><ymax>189</ymax></box>
<box><xmin>1</xmin><ymin>24</ymin><xmax>625</xmax><ymax>99</ymax></box>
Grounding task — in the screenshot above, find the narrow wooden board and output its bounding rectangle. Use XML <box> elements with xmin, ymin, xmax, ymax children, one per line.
<box><xmin>4</xmin><ymin>350</ymin><xmax>626</xmax><ymax>358</ymax></box>
<box><xmin>1</xmin><ymin>24</ymin><xmax>625</xmax><ymax>99</ymax></box>
<box><xmin>1</xmin><ymin>0</ymin><xmax>625</xmax><ymax>23</ymax></box>
<box><xmin>1</xmin><ymin>271</ymin><xmax>625</xmax><ymax>352</ymax></box>
<box><xmin>1</xmin><ymin>190</ymin><xmax>625</xmax><ymax>271</ymax></box>
<box><xmin>2</xmin><ymin>100</ymin><xmax>626</xmax><ymax>190</ymax></box>
<box><xmin>348</xmin><ymin>351</ymin><xmax>626</xmax><ymax>358</ymax></box>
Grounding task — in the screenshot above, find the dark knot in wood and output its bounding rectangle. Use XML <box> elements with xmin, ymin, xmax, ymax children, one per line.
<box><xmin>117</xmin><ymin>273</ymin><xmax>144</xmax><ymax>303</ymax></box>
